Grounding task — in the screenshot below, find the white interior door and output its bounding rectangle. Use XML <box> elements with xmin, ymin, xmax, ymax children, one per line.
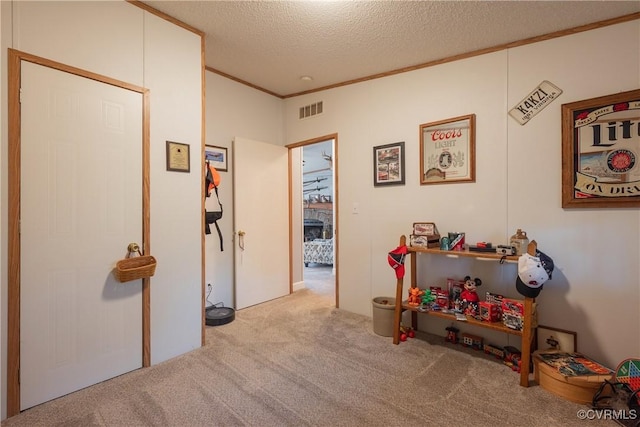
<box><xmin>20</xmin><ymin>61</ymin><xmax>143</xmax><ymax>409</ymax></box>
<box><xmin>233</xmin><ymin>137</ymin><xmax>289</xmax><ymax>309</ymax></box>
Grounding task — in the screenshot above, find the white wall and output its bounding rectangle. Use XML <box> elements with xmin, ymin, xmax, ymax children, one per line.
<box><xmin>282</xmin><ymin>21</ymin><xmax>640</xmax><ymax>368</ymax></box>
<box><xmin>205</xmin><ymin>72</ymin><xmax>284</xmax><ymax>307</ymax></box>
<box><xmin>0</xmin><ymin>1</ymin><xmax>202</xmax><ymax>419</ymax></box>
<box><xmin>506</xmin><ymin>22</ymin><xmax>640</xmax><ymax>366</ymax></box>
<box><xmin>143</xmin><ymin>11</ymin><xmax>203</xmax><ymax>364</ymax></box>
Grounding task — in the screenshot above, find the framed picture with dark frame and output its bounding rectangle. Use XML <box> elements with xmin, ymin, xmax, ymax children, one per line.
<box><xmin>536</xmin><ymin>325</ymin><xmax>577</xmax><ymax>353</ymax></box>
<box><xmin>205</xmin><ymin>144</ymin><xmax>228</xmax><ymax>172</ymax></box>
<box><xmin>420</xmin><ymin>114</ymin><xmax>476</xmax><ymax>185</ymax></box>
<box><xmin>166</xmin><ymin>141</ymin><xmax>190</xmax><ymax>173</ymax></box>
<box><xmin>373</xmin><ymin>141</ymin><xmax>405</xmax><ymax>187</ymax></box>
<box><xmin>561</xmin><ymin>88</ymin><xmax>640</xmax><ymax>208</ymax></box>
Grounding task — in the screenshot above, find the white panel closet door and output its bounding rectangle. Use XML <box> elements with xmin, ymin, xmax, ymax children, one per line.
<box><xmin>20</xmin><ymin>61</ymin><xmax>143</xmax><ymax>409</ymax></box>
<box><xmin>233</xmin><ymin>137</ymin><xmax>289</xmax><ymax>309</ymax></box>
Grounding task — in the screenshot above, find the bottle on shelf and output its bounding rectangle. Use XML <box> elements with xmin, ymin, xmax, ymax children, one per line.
<box><xmin>510</xmin><ymin>229</ymin><xmax>529</xmax><ymax>256</ymax></box>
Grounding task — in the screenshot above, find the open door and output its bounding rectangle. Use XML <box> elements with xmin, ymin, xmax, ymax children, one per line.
<box><xmin>233</xmin><ymin>137</ymin><xmax>289</xmax><ymax>309</ymax></box>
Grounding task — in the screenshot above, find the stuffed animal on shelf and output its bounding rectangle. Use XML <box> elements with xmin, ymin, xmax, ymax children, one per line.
<box><xmin>460</xmin><ymin>275</ymin><xmax>482</xmax><ymax>315</ymax></box>
<box><xmin>407</xmin><ymin>287</ymin><xmax>425</xmax><ymax>306</ymax></box>
<box><xmin>421</xmin><ymin>288</ymin><xmax>435</xmax><ymax>305</ymax></box>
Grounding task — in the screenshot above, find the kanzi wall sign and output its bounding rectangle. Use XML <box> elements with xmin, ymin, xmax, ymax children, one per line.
<box><xmin>509</xmin><ymin>80</ymin><xmax>563</xmax><ymax>125</ymax></box>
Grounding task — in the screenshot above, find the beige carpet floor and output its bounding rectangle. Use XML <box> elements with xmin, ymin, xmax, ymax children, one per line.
<box><xmin>302</xmin><ymin>263</ymin><xmax>335</xmax><ymax>298</ymax></box>
<box><xmin>2</xmin><ymin>268</ymin><xmax>616</xmax><ymax>426</ymax></box>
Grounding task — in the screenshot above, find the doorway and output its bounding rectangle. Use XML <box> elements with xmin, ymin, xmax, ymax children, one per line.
<box><xmin>299</xmin><ymin>137</ymin><xmax>337</xmax><ymax>302</ymax></box>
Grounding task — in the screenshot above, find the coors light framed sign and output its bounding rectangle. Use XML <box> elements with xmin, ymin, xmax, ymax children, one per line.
<box><xmin>562</xmin><ymin>89</ymin><xmax>640</xmax><ymax>208</ymax></box>
<box><xmin>420</xmin><ymin>114</ymin><xmax>476</xmax><ymax>185</ymax></box>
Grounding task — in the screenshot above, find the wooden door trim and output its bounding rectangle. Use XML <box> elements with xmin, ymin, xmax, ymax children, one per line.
<box><xmin>7</xmin><ymin>49</ymin><xmax>151</xmax><ymax>417</ymax></box>
<box><xmin>286</xmin><ymin>133</ymin><xmax>339</xmax><ymax>308</ymax></box>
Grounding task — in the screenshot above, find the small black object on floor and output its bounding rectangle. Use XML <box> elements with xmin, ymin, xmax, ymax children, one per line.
<box><xmin>205</xmin><ymin>305</ymin><xmax>235</xmax><ymax>326</ymax></box>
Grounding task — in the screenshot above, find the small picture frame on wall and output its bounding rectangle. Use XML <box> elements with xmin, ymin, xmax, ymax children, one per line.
<box><xmin>561</xmin><ymin>88</ymin><xmax>640</xmax><ymax>208</ymax></box>
<box><xmin>166</xmin><ymin>141</ymin><xmax>190</xmax><ymax>173</ymax></box>
<box><xmin>205</xmin><ymin>145</ymin><xmax>228</xmax><ymax>172</ymax></box>
<box><xmin>420</xmin><ymin>114</ymin><xmax>476</xmax><ymax>185</ymax></box>
<box><xmin>373</xmin><ymin>141</ymin><xmax>405</xmax><ymax>187</ymax></box>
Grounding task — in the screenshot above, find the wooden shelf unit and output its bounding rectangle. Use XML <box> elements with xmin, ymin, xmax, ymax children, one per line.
<box><xmin>391</xmin><ymin>235</ymin><xmax>536</xmax><ymax>387</ymax></box>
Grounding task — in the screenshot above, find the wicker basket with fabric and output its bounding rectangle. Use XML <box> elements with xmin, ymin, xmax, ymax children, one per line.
<box><xmin>114</xmin><ymin>249</ymin><xmax>157</xmax><ymax>283</ymax></box>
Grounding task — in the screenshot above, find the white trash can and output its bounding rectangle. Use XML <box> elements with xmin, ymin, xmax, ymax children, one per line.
<box><xmin>372</xmin><ymin>297</ymin><xmax>396</xmax><ymax>337</ymax></box>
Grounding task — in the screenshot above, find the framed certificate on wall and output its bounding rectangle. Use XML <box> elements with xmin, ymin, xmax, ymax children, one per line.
<box><xmin>166</xmin><ymin>141</ymin><xmax>190</xmax><ymax>173</ymax></box>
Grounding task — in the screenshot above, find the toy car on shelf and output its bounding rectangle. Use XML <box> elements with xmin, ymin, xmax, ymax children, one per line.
<box><xmin>479</xmin><ymin>301</ymin><xmax>501</xmax><ymax>322</ymax></box>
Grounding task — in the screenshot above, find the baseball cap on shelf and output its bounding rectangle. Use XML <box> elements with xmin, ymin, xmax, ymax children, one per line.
<box><xmin>388</xmin><ymin>245</ymin><xmax>408</xmax><ymax>279</ymax></box>
<box><xmin>515</xmin><ymin>250</ymin><xmax>554</xmax><ymax>298</ymax></box>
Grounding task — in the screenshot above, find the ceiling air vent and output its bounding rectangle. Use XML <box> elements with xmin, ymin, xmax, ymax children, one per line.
<box><xmin>299</xmin><ymin>101</ymin><xmax>323</xmax><ymax>120</ymax></box>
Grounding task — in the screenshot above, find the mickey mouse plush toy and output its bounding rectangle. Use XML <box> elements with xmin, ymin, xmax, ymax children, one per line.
<box><xmin>460</xmin><ymin>276</ymin><xmax>482</xmax><ymax>316</ymax></box>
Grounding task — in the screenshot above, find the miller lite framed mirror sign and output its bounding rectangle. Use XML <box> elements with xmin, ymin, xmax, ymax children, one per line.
<box><xmin>562</xmin><ymin>89</ymin><xmax>640</xmax><ymax>208</ymax></box>
<box><xmin>420</xmin><ymin>114</ymin><xmax>476</xmax><ymax>185</ymax></box>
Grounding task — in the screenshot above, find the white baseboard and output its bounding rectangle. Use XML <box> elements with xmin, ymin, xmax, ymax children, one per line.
<box><xmin>293</xmin><ymin>280</ymin><xmax>305</xmax><ymax>292</ymax></box>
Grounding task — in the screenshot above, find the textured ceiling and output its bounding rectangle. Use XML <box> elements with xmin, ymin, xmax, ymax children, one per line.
<box><xmin>141</xmin><ymin>1</ymin><xmax>640</xmax><ymax>98</ymax></box>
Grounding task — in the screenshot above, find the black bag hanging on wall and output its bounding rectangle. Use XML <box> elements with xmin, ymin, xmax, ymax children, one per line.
<box><xmin>205</xmin><ymin>161</ymin><xmax>224</xmax><ymax>251</ymax></box>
